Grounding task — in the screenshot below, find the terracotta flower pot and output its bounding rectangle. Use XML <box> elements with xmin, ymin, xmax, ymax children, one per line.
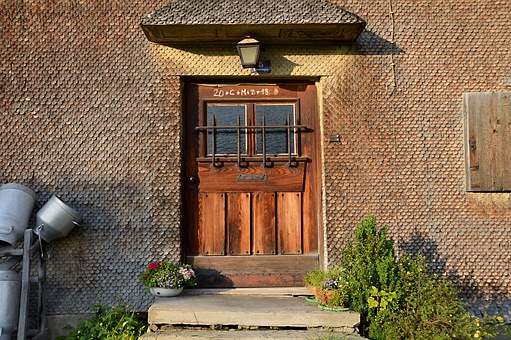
<box><xmin>306</xmin><ymin>285</ymin><xmax>318</xmax><ymax>297</ymax></box>
<box><xmin>317</xmin><ymin>289</ymin><xmax>347</xmax><ymax>308</ymax></box>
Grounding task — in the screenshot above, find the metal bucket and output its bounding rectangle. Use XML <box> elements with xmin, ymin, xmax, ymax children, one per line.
<box><xmin>0</xmin><ymin>183</ymin><xmax>36</xmax><ymax>246</ymax></box>
<box><xmin>35</xmin><ymin>195</ymin><xmax>83</xmax><ymax>243</ymax></box>
<box><xmin>0</xmin><ymin>269</ymin><xmax>21</xmax><ymax>340</ymax></box>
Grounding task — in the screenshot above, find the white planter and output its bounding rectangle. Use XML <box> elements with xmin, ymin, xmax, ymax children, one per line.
<box><xmin>149</xmin><ymin>287</ymin><xmax>184</xmax><ymax>297</ymax></box>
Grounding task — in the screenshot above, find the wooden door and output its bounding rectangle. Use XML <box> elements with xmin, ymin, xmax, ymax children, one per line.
<box><xmin>183</xmin><ymin>82</ymin><xmax>320</xmax><ymax>287</ymax></box>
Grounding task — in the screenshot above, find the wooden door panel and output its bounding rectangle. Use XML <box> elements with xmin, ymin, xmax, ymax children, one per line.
<box><xmin>252</xmin><ymin>192</ymin><xmax>276</xmax><ymax>255</ymax></box>
<box><xmin>302</xmin><ymin>187</ymin><xmax>318</xmax><ymax>254</ymax></box>
<box><xmin>277</xmin><ymin>192</ymin><xmax>302</xmax><ymax>255</ymax></box>
<box><xmin>200</xmin><ymin>192</ymin><xmax>226</xmax><ymax>255</ymax></box>
<box><xmin>198</xmin><ymin>164</ymin><xmax>306</xmax><ymax>192</ymax></box>
<box><xmin>227</xmin><ymin>193</ymin><xmax>251</xmax><ymax>255</ymax></box>
<box><xmin>299</xmin><ymin>85</ymin><xmax>319</xmax><ymax>254</ymax></box>
<box><xmin>188</xmin><ymin>255</ymin><xmax>319</xmax><ymax>287</ymax></box>
<box><xmin>185</xmin><ymin>82</ymin><xmax>320</xmax><ymax>287</ymax></box>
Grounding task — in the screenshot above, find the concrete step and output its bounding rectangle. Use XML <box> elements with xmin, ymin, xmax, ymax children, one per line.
<box><xmin>141</xmin><ymin>329</ymin><xmax>366</xmax><ymax>339</ymax></box>
<box><xmin>142</xmin><ymin>288</ymin><xmax>362</xmax><ymax>339</ymax></box>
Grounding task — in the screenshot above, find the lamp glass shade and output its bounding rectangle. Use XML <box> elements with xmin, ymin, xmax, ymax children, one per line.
<box><xmin>236</xmin><ymin>38</ymin><xmax>261</xmax><ymax>68</ymax></box>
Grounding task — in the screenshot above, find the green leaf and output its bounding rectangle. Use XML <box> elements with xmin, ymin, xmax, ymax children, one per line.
<box><xmin>368</xmin><ymin>296</ymin><xmax>379</xmax><ymax>309</ymax></box>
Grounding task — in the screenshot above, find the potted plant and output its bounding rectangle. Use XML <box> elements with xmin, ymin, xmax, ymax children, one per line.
<box><xmin>317</xmin><ymin>277</ymin><xmax>350</xmax><ymax>309</ymax></box>
<box><xmin>304</xmin><ymin>266</ymin><xmax>350</xmax><ymax>309</ymax></box>
<box><xmin>304</xmin><ymin>268</ymin><xmax>326</xmax><ymax>299</ymax></box>
<box><xmin>141</xmin><ymin>261</ymin><xmax>198</xmax><ymax>296</ymax></box>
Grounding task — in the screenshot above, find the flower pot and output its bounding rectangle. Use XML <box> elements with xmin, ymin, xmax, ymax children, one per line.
<box><xmin>306</xmin><ymin>285</ymin><xmax>318</xmax><ymax>296</ymax></box>
<box><xmin>317</xmin><ymin>289</ymin><xmax>347</xmax><ymax>308</ymax></box>
<box><xmin>149</xmin><ymin>287</ymin><xmax>184</xmax><ymax>297</ymax></box>
<box><xmin>317</xmin><ymin>289</ymin><xmax>333</xmax><ymax>306</ymax></box>
<box><xmin>306</xmin><ymin>285</ymin><xmax>316</xmax><ymax>295</ymax></box>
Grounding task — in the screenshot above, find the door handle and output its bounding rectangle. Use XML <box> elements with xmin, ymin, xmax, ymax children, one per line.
<box><xmin>189</xmin><ymin>176</ymin><xmax>197</xmax><ymax>183</ymax></box>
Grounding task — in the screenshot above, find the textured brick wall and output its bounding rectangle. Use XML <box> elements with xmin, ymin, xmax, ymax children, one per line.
<box><xmin>1</xmin><ymin>0</ymin><xmax>510</xmax><ymax>318</ymax></box>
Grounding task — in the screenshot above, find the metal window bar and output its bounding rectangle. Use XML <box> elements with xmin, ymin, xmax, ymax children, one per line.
<box><xmin>197</xmin><ymin>124</ymin><xmax>307</xmax><ymax>130</ymax></box>
<box><xmin>237</xmin><ymin>115</ymin><xmax>241</xmax><ymax>167</ymax></box>
<box><xmin>196</xmin><ymin>122</ymin><xmax>308</xmax><ymax>167</ymax></box>
<box><xmin>262</xmin><ymin>115</ymin><xmax>266</xmax><ymax>167</ymax></box>
<box><xmin>210</xmin><ymin>113</ymin><xmax>216</xmax><ymax>167</ymax></box>
<box><xmin>287</xmin><ymin>114</ymin><xmax>292</xmax><ymax>166</ymax></box>
<box><xmin>209</xmin><ymin>114</ymin><xmax>223</xmax><ymax>168</ymax></box>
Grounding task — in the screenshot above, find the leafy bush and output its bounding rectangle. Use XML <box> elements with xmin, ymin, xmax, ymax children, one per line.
<box><xmin>339</xmin><ymin>215</ymin><xmax>399</xmax><ymax>331</ymax></box>
<box><xmin>59</xmin><ymin>304</ymin><xmax>147</xmax><ymax>340</ymax></box>
<box><xmin>369</xmin><ymin>255</ymin><xmax>507</xmax><ymax>339</ymax></box>
<box><xmin>339</xmin><ymin>215</ymin><xmax>509</xmax><ymax>339</ymax></box>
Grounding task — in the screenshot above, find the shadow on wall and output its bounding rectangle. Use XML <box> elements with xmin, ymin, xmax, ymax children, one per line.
<box><xmin>14</xmin><ymin>174</ymin><xmax>178</xmax><ymax>313</ymax></box>
<box><xmin>354</xmin><ymin>29</ymin><xmax>402</xmax><ymax>56</ymax></box>
<box><xmin>398</xmin><ymin>232</ymin><xmax>511</xmax><ymax>323</ymax></box>
<box><xmin>194</xmin><ymin>268</ymin><xmax>234</xmax><ymax>288</ymax></box>
<box><xmin>167</xmin><ymin>29</ymin><xmax>402</xmax><ymax>56</ymax></box>
<box><xmin>155</xmin><ymin>29</ymin><xmax>403</xmax><ymax>75</ymax></box>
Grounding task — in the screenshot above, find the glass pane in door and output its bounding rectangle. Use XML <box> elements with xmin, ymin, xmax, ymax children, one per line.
<box><xmin>255</xmin><ymin>104</ymin><xmax>296</xmax><ymax>155</ymax></box>
<box><xmin>207</xmin><ymin>104</ymin><xmax>247</xmax><ymax>155</ymax></box>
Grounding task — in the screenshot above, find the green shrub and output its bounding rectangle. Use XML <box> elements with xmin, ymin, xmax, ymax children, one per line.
<box><xmin>339</xmin><ymin>215</ymin><xmax>399</xmax><ymax>332</ymax></box>
<box><xmin>369</xmin><ymin>255</ymin><xmax>507</xmax><ymax>339</ymax></box>
<box><xmin>59</xmin><ymin>304</ymin><xmax>147</xmax><ymax>340</ymax></box>
<box><xmin>339</xmin><ymin>215</ymin><xmax>508</xmax><ymax>339</ymax></box>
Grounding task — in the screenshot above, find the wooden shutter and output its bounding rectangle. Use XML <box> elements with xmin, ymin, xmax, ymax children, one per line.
<box><xmin>464</xmin><ymin>92</ymin><xmax>511</xmax><ymax>191</ymax></box>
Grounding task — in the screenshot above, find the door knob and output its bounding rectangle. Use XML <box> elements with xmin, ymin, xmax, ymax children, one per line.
<box><xmin>189</xmin><ymin>176</ymin><xmax>197</xmax><ymax>183</ymax></box>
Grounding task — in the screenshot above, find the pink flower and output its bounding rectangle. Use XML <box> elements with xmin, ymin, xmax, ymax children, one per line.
<box><xmin>148</xmin><ymin>262</ymin><xmax>160</xmax><ymax>271</ymax></box>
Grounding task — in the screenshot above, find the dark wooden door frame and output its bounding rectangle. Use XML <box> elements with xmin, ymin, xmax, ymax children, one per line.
<box><xmin>181</xmin><ymin>79</ymin><xmax>324</xmax><ymax>287</ymax></box>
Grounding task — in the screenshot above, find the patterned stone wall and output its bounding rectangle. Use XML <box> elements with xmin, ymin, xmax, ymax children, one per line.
<box><xmin>1</xmin><ymin>0</ymin><xmax>510</xmax><ymax>319</ymax></box>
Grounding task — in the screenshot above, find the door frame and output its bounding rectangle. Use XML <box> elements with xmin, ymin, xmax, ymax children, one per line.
<box><xmin>181</xmin><ymin>78</ymin><xmax>325</xmax><ymax>286</ymax></box>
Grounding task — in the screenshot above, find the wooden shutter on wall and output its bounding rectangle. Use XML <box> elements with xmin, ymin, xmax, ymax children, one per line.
<box><xmin>464</xmin><ymin>92</ymin><xmax>511</xmax><ymax>192</ymax></box>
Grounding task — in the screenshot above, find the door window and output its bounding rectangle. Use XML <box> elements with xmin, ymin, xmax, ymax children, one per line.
<box><xmin>255</xmin><ymin>104</ymin><xmax>296</xmax><ymax>155</ymax></box>
<box><xmin>207</xmin><ymin>104</ymin><xmax>247</xmax><ymax>156</ymax></box>
<box><xmin>202</xmin><ymin>102</ymin><xmax>299</xmax><ymax>163</ymax></box>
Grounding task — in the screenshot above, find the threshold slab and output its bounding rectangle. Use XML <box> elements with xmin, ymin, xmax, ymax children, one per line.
<box><xmin>147</xmin><ymin>288</ymin><xmax>359</xmax><ymax>332</ymax></box>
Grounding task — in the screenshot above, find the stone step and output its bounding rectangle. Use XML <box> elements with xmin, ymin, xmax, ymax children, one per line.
<box><xmin>142</xmin><ymin>288</ymin><xmax>362</xmax><ymax>339</ymax></box>
<box><xmin>141</xmin><ymin>329</ymin><xmax>366</xmax><ymax>339</ymax></box>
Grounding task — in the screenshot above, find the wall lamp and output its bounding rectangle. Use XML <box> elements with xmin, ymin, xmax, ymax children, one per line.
<box><xmin>236</xmin><ymin>37</ymin><xmax>262</xmax><ymax>68</ymax></box>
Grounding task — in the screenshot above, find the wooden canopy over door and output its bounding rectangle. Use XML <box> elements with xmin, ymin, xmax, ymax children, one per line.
<box><xmin>183</xmin><ymin>82</ymin><xmax>321</xmax><ymax>287</ymax></box>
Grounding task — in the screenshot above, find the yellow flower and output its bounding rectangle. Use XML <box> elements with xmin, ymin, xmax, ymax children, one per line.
<box><xmin>99</xmin><ymin>322</ymin><xmax>103</xmax><ymax>327</ymax></box>
<box><xmin>474</xmin><ymin>330</ymin><xmax>480</xmax><ymax>338</ymax></box>
<box><xmin>496</xmin><ymin>316</ymin><xmax>504</xmax><ymax>322</ymax></box>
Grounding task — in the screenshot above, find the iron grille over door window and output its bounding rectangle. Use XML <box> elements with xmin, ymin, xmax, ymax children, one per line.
<box><xmin>196</xmin><ymin>102</ymin><xmax>309</xmax><ymax>167</ymax></box>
